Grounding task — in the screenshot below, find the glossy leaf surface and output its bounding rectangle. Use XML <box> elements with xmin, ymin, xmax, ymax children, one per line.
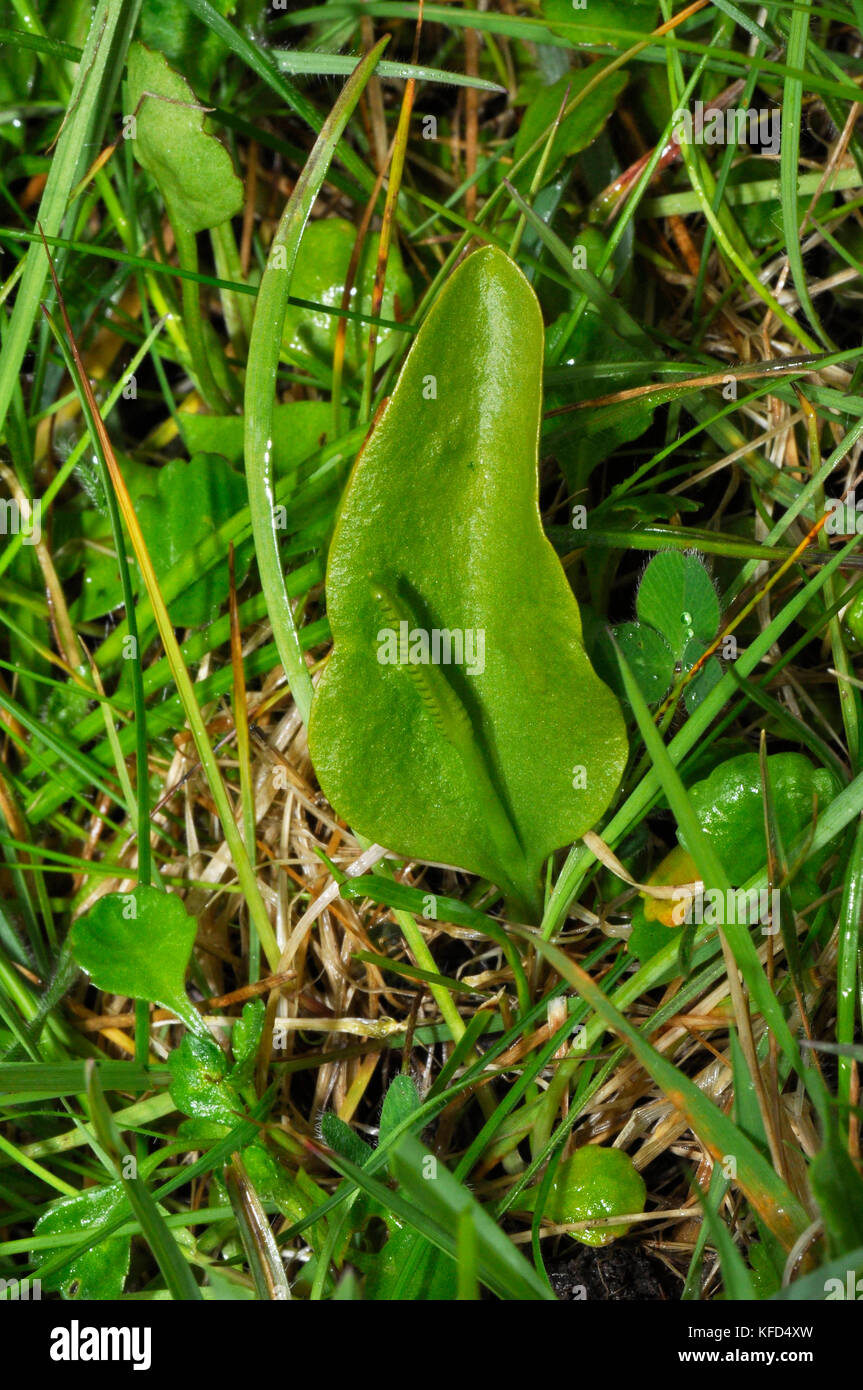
<box><xmin>308</xmin><ymin>247</ymin><xmax>627</xmax><ymax>918</ymax></box>
<box><xmin>168</xmin><ymin>1032</ymin><xmax>239</xmax><ymax>1125</ymax></box>
<box><xmin>518</xmin><ymin>1145</ymin><xmax>647</xmax><ymax>1247</ymax></box>
<box><xmin>33</xmin><ymin>1185</ymin><xmax>130</xmax><ymax>1300</ymax></box>
<box><xmin>632</xmin><ymin>751</ymin><xmax>840</xmax><ymax>948</ymax></box>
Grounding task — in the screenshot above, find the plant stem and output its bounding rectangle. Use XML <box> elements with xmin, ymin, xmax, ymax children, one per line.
<box><xmin>173</xmin><ymin>219</ymin><xmax>232</xmax><ymax>412</ymax></box>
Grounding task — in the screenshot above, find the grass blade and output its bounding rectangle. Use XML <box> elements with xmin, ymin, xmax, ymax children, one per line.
<box><xmin>244</xmin><ymin>39</ymin><xmax>390</xmax><ymax>726</ymax></box>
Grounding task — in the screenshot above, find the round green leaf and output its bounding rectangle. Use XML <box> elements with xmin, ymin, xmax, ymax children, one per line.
<box><xmin>178</xmin><ymin>400</ymin><xmax>332</xmax><ymax>477</ymax></box>
<box><xmin>542</xmin><ymin>0</ymin><xmax>660</xmax><ymax>46</ymax></box>
<box><xmin>521</xmin><ymin>1146</ymin><xmax>647</xmax><ymax>1246</ymax></box>
<box><xmin>636</xmin><ymin>550</ymin><xmax>719</xmax><ymax>662</ymax></box>
<box><xmin>683</xmin><ymin>652</ymin><xmax>724</xmax><ymax>715</ymax></box>
<box><xmin>169</xmin><ymin>1031</ymin><xmax>239</xmax><ymax>1125</ymax></box>
<box><xmin>69</xmin><ymin>884</ymin><xmax>202</xmax><ymax>1034</ymax></box>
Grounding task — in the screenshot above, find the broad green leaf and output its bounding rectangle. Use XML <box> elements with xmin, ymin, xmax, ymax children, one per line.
<box><xmin>69</xmin><ymin>509</ymin><xmax>136</xmax><ymax>621</ymax></box>
<box><xmin>683</xmin><ymin>651</ymin><xmax>723</xmax><ymax>715</ymax></box>
<box><xmin>243</xmin><ymin>1141</ymin><xmax>329</xmax><ymax>1227</ymax></box>
<box><xmin>554</xmin><ymin>223</ymin><xmax>618</xmax><ymax>292</ymax></box>
<box><xmin>332</xmin><ymin>1269</ymin><xmax>362</xmax><ymax>1299</ymax></box>
<box><xmin>322</xmin><ymin>1075</ymin><xmax>423</xmax><ymax>1174</ymax></box>
<box><xmin>388</xmin><ymin>1133</ymin><xmax>553</xmax><ymax>1300</ymax></box>
<box><xmin>83</xmin><ymin>1062</ymin><xmax>202</xmax><ymax>1303</ymax></box>
<box><xmin>60</xmin><ymin>454</ymin><xmax>159</xmax><ymax>621</ymax></box>
<box><xmin>178</xmin><ymin>401</ymin><xmax>332</xmax><ymax>476</ymax></box>
<box><xmin>39</xmin><ymin>681</ymin><xmax>91</xmax><ymax>741</ymax></box>
<box><xmin>33</xmin><ymin>1185</ymin><xmax>130</xmax><ymax>1299</ymax></box>
<box><xmin>362</xmin><ymin>1218</ymin><xmax>458</xmax><ymax>1301</ymax></box>
<box><xmin>603</xmin><ymin>554</ymin><xmax>722</xmax><ymax>710</ymax></box>
<box><xmin>136</xmin><ymin>454</ymin><xmax>252</xmax><ymax>625</ymax></box>
<box><xmin>748</xmin><ymin>1240</ymin><xmax>783</xmax><ymax>1299</ymax></box>
<box><xmin>322</xmin><ymin>1076</ymin><xmax>455</xmax><ymax>1298</ymax></box>
<box><xmin>734</xmin><ymin>158</ymin><xmax>835</xmax><ymax>250</ymax></box>
<box><xmin>516</xmin><ymin>1145</ymin><xmax>646</xmax><ymax>1246</ymax></box>
<box><xmin>126</xmin><ymin>41</ymin><xmax>243</xmax><ymax>233</ymax></box>
<box><xmin>513</xmin><ymin>68</ymin><xmax>627</xmax><ymax>189</ymax></box>
<box><xmin>242</xmin><ymin>1142</ymin><xmax>331</xmax><ymax>1290</ymax></box>
<box><xmin>637</xmin><ymin>753</ymin><xmax>838</xmax><ymax>939</ymax></box>
<box><xmin>65</xmin><ymin>444</ymin><xmax>252</xmax><ymax>625</ymax></box>
<box><xmin>627</xmin><ymin>900</ymin><xmax>677</xmax><ymax>963</ymax></box>
<box><xmin>69</xmin><ymin>884</ymin><xmax>205</xmax><ymax>1037</ymax></box>
<box><xmin>176</xmin><ymin>1117</ymin><xmax>231</xmax><ymax>1143</ymax></box>
<box><xmin>308</xmin><ymin>247</ymin><xmax>627</xmax><ymax>920</ymax></box>
<box><xmin>281</xmin><ymin>218</ymin><xmax>413</xmax><ymax>375</ymax></box>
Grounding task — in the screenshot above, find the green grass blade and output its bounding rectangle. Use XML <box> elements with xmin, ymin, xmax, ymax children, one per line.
<box><xmin>0</xmin><ymin>0</ymin><xmax>139</xmax><ymax>441</ymax></box>
<box><xmin>781</xmin><ymin>0</ymin><xmax>831</xmax><ymax>347</ymax></box>
<box><xmin>244</xmin><ymin>39</ymin><xmax>390</xmax><ymax>727</ymax></box>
